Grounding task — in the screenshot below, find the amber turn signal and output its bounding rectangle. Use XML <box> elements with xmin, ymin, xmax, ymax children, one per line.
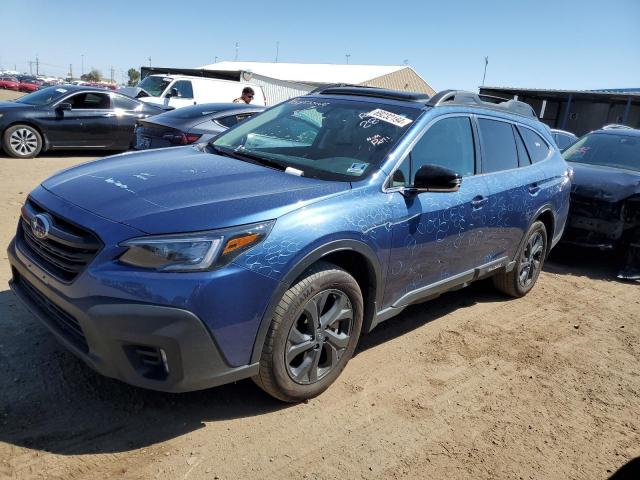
<box><xmin>222</xmin><ymin>233</ymin><xmax>260</xmax><ymax>255</ymax></box>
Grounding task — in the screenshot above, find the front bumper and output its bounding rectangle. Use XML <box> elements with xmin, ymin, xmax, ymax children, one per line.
<box><xmin>8</xmin><ymin>240</ymin><xmax>259</xmax><ymax>392</ymax></box>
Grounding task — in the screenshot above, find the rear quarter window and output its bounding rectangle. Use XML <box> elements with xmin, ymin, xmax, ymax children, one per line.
<box><xmin>519</xmin><ymin>126</ymin><xmax>551</xmax><ymax>163</ymax></box>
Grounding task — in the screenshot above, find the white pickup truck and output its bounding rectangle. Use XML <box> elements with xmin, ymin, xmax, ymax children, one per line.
<box><xmin>120</xmin><ymin>74</ymin><xmax>267</xmax><ymax>109</ymax></box>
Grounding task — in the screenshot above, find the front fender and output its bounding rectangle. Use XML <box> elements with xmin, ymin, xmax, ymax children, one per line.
<box><xmin>247</xmin><ymin>238</ymin><xmax>384</xmax><ymax>364</ymax></box>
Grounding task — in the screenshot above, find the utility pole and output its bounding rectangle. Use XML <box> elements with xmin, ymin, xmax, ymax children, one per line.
<box><xmin>275</xmin><ymin>41</ymin><xmax>279</xmax><ymax>63</ymax></box>
<box><xmin>35</xmin><ymin>54</ymin><xmax>39</xmax><ymax>75</ymax></box>
<box><xmin>68</xmin><ymin>63</ymin><xmax>73</xmax><ymax>80</ymax></box>
<box><xmin>110</xmin><ymin>66</ymin><xmax>115</xmax><ymax>83</ymax></box>
<box><xmin>148</xmin><ymin>56</ymin><xmax>152</xmax><ymax>67</ymax></box>
<box><xmin>28</xmin><ymin>60</ymin><xmax>33</xmax><ymax>75</ymax></box>
<box><xmin>234</xmin><ymin>42</ymin><xmax>239</xmax><ymax>61</ymax></box>
<box><xmin>345</xmin><ymin>54</ymin><xmax>351</xmax><ymax>64</ymax></box>
<box><xmin>214</xmin><ymin>56</ymin><xmax>219</xmax><ymax>63</ymax></box>
<box><xmin>481</xmin><ymin>56</ymin><xmax>489</xmax><ymax>86</ymax></box>
<box><xmin>81</xmin><ymin>54</ymin><xmax>84</xmax><ymax>76</ymax></box>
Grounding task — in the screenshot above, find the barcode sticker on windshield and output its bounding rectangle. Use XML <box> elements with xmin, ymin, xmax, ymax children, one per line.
<box><xmin>364</xmin><ymin>109</ymin><xmax>412</xmax><ymax>127</ymax></box>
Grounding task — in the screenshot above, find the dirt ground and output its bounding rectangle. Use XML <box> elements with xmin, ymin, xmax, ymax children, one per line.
<box><xmin>0</xmin><ymin>146</ymin><xmax>638</xmax><ymax>480</ymax></box>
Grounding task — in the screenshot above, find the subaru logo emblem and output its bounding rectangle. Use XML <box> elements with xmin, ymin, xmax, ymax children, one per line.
<box><xmin>31</xmin><ymin>214</ymin><xmax>51</xmax><ymax>240</ymax></box>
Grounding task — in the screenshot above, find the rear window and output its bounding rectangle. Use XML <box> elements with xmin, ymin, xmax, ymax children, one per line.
<box><xmin>563</xmin><ymin>133</ymin><xmax>640</xmax><ymax>172</ymax></box>
<box><xmin>519</xmin><ymin>126</ymin><xmax>551</xmax><ymax>163</ymax></box>
<box><xmin>478</xmin><ymin>118</ymin><xmax>518</xmax><ymax>173</ymax></box>
<box><xmin>157</xmin><ymin>104</ymin><xmax>221</xmax><ymax>119</ymax></box>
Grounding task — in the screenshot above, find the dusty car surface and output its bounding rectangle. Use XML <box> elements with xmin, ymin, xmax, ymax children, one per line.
<box><xmin>562</xmin><ymin>128</ymin><xmax>640</xmax><ymax>280</ymax></box>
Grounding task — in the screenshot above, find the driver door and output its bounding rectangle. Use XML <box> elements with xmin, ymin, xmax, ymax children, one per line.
<box><xmin>383</xmin><ymin>115</ymin><xmax>493</xmax><ymax>308</ymax></box>
<box><xmin>45</xmin><ymin>92</ymin><xmax>115</xmax><ymax>147</ymax></box>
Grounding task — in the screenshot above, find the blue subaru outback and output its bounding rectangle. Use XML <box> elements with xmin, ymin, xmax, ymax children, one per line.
<box><xmin>8</xmin><ymin>87</ymin><xmax>571</xmax><ymax>402</ymax></box>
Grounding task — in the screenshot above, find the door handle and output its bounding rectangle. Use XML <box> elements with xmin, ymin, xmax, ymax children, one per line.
<box><xmin>471</xmin><ymin>195</ymin><xmax>488</xmax><ymax>209</ymax></box>
<box><xmin>528</xmin><ymin>184</ymin><xmax>541</xmax><ymax>195</ymax></box>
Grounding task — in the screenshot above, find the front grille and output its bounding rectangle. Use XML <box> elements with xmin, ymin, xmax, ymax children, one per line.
<box><xmin>17</xmin><ymin>199</ymin><xmax>101</xmax><ymax>282</ymax></box>
<box><xmin>15</xmin><ymin>272</ymin><xmax>89</xmax><ymax>352</ymax></box>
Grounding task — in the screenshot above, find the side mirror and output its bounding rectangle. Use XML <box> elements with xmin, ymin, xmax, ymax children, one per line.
<box><xmin>412</xmin><ymin>164</ymin><xmax>462</xmax><ymax>193</ymax></box>
<box><xmin>57</xmin><ymin>102</ymin><xmax>72</xmax><ymax>112</ymax></box>
<box><xmin>166</xmin><ymin>87</ymin><xmax>178</xmax><ymax>98</ymax></box>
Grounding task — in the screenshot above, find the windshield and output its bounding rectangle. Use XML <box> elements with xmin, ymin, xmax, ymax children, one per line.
<box><xmin>211</xmin><ymin>97</ymin><xmax>421</xmax><ymax>181</ymax></box>
<box><xmin>563</xmin><ymin>132</ymin><xmax>640</xmax><ymax>172</ymax></box>
<box><xmin>14</xmin><ymin>86</ymin><xmax>70</xmax><ymax>106</ymax></box>
<box><xmin>137</xmin><ymin>76</ymin><xmax>171</xmax><ymax>97</ymax></box>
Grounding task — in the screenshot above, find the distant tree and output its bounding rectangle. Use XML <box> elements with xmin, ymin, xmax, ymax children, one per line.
<box><xmin>127</xmin><ymin>68</ymin><xmax>140</xmax><ymax>86</ymax></box>
<box><xmin>80</xmin><ymin>69</ymin><xmax>102</xmax><ymax>82</ymax></box>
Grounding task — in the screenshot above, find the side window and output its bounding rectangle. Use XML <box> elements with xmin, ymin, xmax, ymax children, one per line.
<box><xmin>513</xmin><ymin>126</ymin><xmax>532</xmax><ymax>167</ymax></box>
<box><xmin>112</xmin><ymin>94</ymin><xmax>140</xmax><ymax>110</ymax></box>
<box><xmin>172</xmin><ymin>80</ymin><xmax>193</xmax><ymax>99</ymax></box>
<box><xmin>409</xmin><ymin>116</ymin><xmax>475</xmax><ymax>182</ymax></box>
<box><xmin>478</xmin><ymin>118</ymin><xmax>518</xmax><ymax>173</ymax></box>
<box><xmin>67</xmin><ymin>92</ymin><xmax>111</xmax><ymax>109</ymax></box>
<box><xmin>518</xmin><ymin>126</ymin><xmax>551</xmax><ymax>163</ymax></box>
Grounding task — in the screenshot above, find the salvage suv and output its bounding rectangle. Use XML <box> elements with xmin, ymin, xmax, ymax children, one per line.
<box><xmin>8</xmin><ymin>87</ymin><xmax>571</xmax><ymax>402</ymax></box>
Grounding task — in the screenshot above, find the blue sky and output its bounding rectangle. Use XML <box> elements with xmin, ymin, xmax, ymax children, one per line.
<box><xmin>1</xmin><ymin>0</ymin><xmax>638</xmax><ymax>91</ymax></box>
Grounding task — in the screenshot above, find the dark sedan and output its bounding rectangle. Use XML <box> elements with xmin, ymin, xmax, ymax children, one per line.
<box><xmin>0</xmin><ymin>85</ymin><xmax>163</xmax><ymax>158</ymax></box>
<box><xmin>134</xmin><ymin>103</ymin><xmax>265</xmax><ymax>150</ymax></box>
<box><xmin>562</xmin><ymin>128</ymin><xmax>640</xmax><ymax>280</ymax></box>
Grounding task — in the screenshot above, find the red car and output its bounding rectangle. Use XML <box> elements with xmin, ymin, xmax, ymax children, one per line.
<box><xmin>0</xmin><ymin>77</ymin><xmax>20</xmax><ymax>91</ymax></box>
<box><xmin>18</xmin><ymin>79</ymin><xmax>41</xmax><ymax>93</ymax></box>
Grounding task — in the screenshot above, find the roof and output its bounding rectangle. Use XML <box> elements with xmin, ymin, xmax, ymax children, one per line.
<box><xmin>198</xmin><ymin>61</ymin><xmax>408</xmax><ymax>85</ymax></box>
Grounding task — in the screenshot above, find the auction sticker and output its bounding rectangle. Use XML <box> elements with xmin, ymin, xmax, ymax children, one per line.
<box><xmin>364</xmin><ymin>109</ymin><xmax>412</xmax><ymax>127</ymax></box>
<box><xmin>347</xmin><ymin>162</ymin><xmax>369</xmax><ymax>175</ymax></box>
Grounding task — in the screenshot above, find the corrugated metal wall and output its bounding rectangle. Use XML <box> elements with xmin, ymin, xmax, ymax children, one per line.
<box><xmin>361</xmin><ymin>67</ymin><xmax>436</xmax><ymax>96</ymax></box>
<box><xmin>249</xmin><ymin>73</ymin><xmax>314</xmax><ymax>105</ymax></box>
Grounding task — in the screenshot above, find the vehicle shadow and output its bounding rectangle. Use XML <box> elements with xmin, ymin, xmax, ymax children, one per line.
<box><xmin>545</xmin><ymin>244</ymin><xmax>625</xmax><ymax>282</ymax></box>
<box><xmin>0</xmin><ymin>281</ymin><xmax>506</xmax><ymax>456</ymax></box>
<box><xmin>609</xmin><ymin>457</ymin><xmax>640</xmax><ymax>479</ymax></box>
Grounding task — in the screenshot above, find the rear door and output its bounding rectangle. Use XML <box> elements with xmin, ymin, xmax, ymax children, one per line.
<box><xmin>111</xmin><ymin>93</ymin><xmax>146</xmax><ymax>149</ymax></box>
<box><xmin>477</xmin><ymin>117</ymin><xmax>548</xmax><ymax>261</ymax></box>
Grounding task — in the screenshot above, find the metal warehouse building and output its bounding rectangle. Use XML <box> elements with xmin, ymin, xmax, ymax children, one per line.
<box><xmin>199</xmin><ymin>61</ymin><xmax>436</xmax><ymax>105</ymax></box>
<box><xmin>479</xmin><ymin>86</ymin><xmax>640</xmax><ymax>136</ymax></box>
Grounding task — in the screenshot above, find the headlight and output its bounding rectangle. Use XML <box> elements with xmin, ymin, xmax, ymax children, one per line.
<box><xmin>119</xmin><ymin>220</ymin><xmax>274</xmax><ymax>272</ymax></box>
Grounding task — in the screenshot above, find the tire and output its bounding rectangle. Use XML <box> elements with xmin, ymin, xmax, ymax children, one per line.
<box><xmin>493</xmin><ymin>220</ymin><xmax>547</xmax><ymax>298</ymax></box>
<box><xmin>2</xmin><ymin>124</ymin><xmax>43</xmax><ymax>159</ymax></box>
<box><xmin>253</xmin><ymin>261</ymin><xmax>364</xmax><ymax>402</ymax></box>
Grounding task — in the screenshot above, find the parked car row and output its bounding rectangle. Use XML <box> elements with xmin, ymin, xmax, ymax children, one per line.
<box><xmin>0</xmin><ymin>86</ymin><xmax>264</xmax><ymax>158</ymax></box>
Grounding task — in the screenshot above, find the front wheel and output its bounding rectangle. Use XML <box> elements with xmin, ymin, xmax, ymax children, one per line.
<box><xmin>253</xmin><ymin>261</ymin><xmax>363</xmax><ymax>402</ymax></box>
<box><xmin>493</xmin><ymin>220</ymin><xmax>547</xmax><ymax>297</ymax></box>
<box><xmin>3</xmin><ymin>124</ymin><xmax>43</xmax><ymax>158</ymax></box>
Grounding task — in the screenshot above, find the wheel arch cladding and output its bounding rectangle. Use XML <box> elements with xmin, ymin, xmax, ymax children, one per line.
<box><xmin>536</xmin><ymin>208</ymin><xmax>555</xmax><ymax>253</ymax></box>
<box><xmin>249</xmin><ymin>240</ymin><xmax>383</xmax><ymax>364</ymax></box>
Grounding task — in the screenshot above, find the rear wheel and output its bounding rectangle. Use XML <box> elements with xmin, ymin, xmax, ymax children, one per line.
<box><xmin>493</xmin><ymin>220</ymin><xmax>547</xmax><ymax>297</ymax></box>
<box><xmin>253</xmin><ymin>262</ymin><xmax>363</xmax><ymax>402</ymax></box>
<box><xmin>3</xmin><ymin>124</ymin><xmax>43</xmax><ymax>158</ymax></box>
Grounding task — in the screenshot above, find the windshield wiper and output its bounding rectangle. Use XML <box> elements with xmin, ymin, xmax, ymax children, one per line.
<box><xmin>210</xmin><ymin>145</ymin><xmax>288</xmax><ymax>172</ymax></box>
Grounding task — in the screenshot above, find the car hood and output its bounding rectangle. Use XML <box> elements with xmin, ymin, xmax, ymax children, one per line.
<box><xmin>569</xmin><ymin>162</ymin><xmax>640</xmax><ymax>202</ymax></box>
<box><xmin>41</xmin><ymin>147</ymin><xmax>350</xmax><ymax>234</ymax></box>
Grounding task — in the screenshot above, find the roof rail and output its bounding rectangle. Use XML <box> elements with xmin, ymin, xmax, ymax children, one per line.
<box><xmin>426</xmin><ymin>90</ymin><xmax>537</xmax><ymax>119</ymax></box>
<box><xmin>314</xmin><ymin>85</ymin><xmax>431</xmax><ymax>103</ymax></box>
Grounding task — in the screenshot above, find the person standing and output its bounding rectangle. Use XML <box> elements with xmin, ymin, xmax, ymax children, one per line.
<box><xmin>233</xmin><ymin>87</ymin><xmax>255</xmax><ymax>104</ymax></box>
